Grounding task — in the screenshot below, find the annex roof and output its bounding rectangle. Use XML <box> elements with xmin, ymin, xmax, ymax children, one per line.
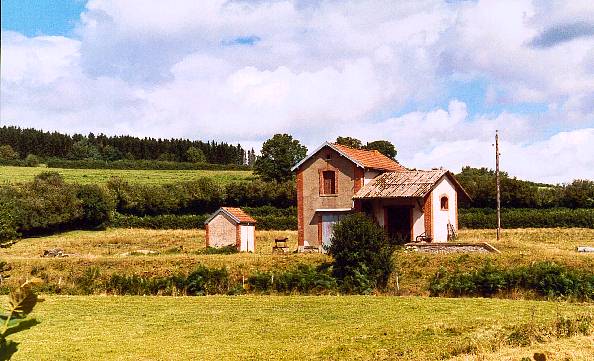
<box><xmin>291</xmin><ymin>142</ymin><xmax>406</xmax><ymax>172</ymax></box>
<box><xmin>204</xmin><ymin>207</ymin><xmax>257</xmax><ymax>225</ymax></box>
<box><xmin>354</xmin><ymin>169</ymin><xmax>471</xmax><ymax>200</ymax></box>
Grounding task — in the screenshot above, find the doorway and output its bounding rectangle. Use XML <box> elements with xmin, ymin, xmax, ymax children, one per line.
<box><xmin>386</xmin><ymin>207</ymin><xmax>412</xmax><ymax>243</ymax></box>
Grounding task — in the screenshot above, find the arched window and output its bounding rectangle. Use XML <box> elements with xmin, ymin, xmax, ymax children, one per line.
<box><xmin>440</xmin><ymin>196</ymin><xmax>449</xmax><ymax>211</ymax></box>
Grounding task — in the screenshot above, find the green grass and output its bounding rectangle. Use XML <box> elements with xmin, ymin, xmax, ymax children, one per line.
<box><xmin>0</xmin><ymin>165</ymin><xmax>253</xmax><ymax>185</ymax></box>
<box><xmin>8</xmin><ymin>296</ymin><xmax>593</xmax><ymax>360</ymax></box>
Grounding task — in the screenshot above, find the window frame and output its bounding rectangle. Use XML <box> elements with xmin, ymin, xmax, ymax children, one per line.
<box><xmin>319</xmin><ymin>169</ymin><xmax>338</xmax><ymax>196</ymax></box>
<box><xmin>440</xmin><ymin>195</ymin><xmax>449</xmax><ymax>211</ymax></box>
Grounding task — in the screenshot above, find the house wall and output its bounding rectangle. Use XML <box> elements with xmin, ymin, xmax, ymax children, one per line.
<box><xmin>297</xmin><ymin>146</ymin><xmax>362</xmax><ymax>248</ymax></box>
<box><xmin>206</xmin><ymin>213</ymin><xmax>237</xmax><ymax>248</ymax></box>
<box><xmin>431</xmin><ymin>176</ymin><xmax>458</xmax><ymax>242</ymax></box>
<box><xmin>364</xmin><ymin>170</ymin><xmax>379</xmax><ymax>185</ymax></box>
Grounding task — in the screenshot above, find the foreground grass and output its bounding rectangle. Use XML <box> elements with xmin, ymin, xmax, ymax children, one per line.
<box><xmin>8</xmin><ymin>296</ymin><xmax>593</xmax><ymax>360</ymax></box>
<box><xmin>0</xmin><ymin>165</ymin><xmax>253</xmax><ymax>185</ymax></box>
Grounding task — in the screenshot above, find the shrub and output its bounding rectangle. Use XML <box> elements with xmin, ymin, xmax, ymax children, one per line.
<box><xmin>186</xmin><ymin>265</ymin><xmax>231</xmax><ymax>295</ymax></box>
<box><xmin>274</xmin><ymin>265</ymin><xmax>337</xmax><ymax>294</ymax></box>
<box><xmin>111</xmin><ymin>213</ymin><xmax>207</xmax><ymax>229</ymax></box>
<box><xmin>429</xmin><ymin>261</ymin><xmax>594</xmax><ymax>300</ymax></box>
<box><xmin>247</xmin><ymin>265</ymin><xmax>337</xmax><ymax>294</ymax></box>
<box><xmin>0</xmin><ymin>195</ymin><xmax>19</xmax><ymax>244</ymax></box>
<box><xmin>328</xmin><ymin>213</ymin><xmax>396</xmax><ymax>293</ymax></box>
<box><xmin>459</xmin><ymin>208</ymin><xmax>594</xmax><ymax>229</ymax></box>
<box><xmin>24</xmin><ymin>154</ymin><xmax>41</xmax><ymax>167</ymax></box>
<box><xmin>77</xmin><ymin>184</ymin><xmax>115</xmax><ymax>228</ymax></box>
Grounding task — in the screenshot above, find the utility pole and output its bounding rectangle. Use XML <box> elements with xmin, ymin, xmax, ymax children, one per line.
<box><xmin>495</xmin><ymin>130</ymin><xmax>501</xmax><ymax>241</ymax></box>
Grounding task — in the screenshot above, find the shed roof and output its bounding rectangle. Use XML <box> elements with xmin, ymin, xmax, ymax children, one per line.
<box><xmin>204</xmin><ymin>207</ymin><xmax>257</xmax><ymax>225</ymax></box>
<box><xmin>291</xmin><ymin>142</ymin><xmax>405</xmax><ymax>172</ymax></box>
<box><xmin>354</xmin><ymin>169</ymin><xmax>470</xmax><ymax>200</ymax></box>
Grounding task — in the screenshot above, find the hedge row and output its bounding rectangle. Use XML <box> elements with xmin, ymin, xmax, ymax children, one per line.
<box><xmin>111</xmin><ymin>207</ymin><xmax>594</xmax><ymax>231</ymax></box>
<box><xmin>106</xmin><ymin>177</ymin><xmax>296</xmax><ymax>216</ymax></box>
<box><xmin>46</xmin><ymin>159</ymin><xmax>251</xmax><ymax>171</ymax></box>
<box><xmin>110</xmin><ymin>213</ymin><xmax>297</xmax><ymax>231</ymax></box>
<box><xmin>67</xmin><ymin>264</ymin><xmax>336</xmax><ymax>296</ymax></box>
<box><xmin>460</xmin><ymin>208</ymin><xmax>594</xmax><ymax>229</ymax></box>
<box><xmin>429</xmin><ymin>261</ymin><xmax>594</xmax><ymax>300</ymax></box>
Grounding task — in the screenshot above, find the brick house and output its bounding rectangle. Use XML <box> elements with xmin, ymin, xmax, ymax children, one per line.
<box><xmin>205</xmin><ymin>207</ymin><xmax>256</xmax><ymax>252</ymax></box>
<box><xmin>291</xmin><ymin>142</ymin><xmax>469</xmax><ymax>251</ymax></box>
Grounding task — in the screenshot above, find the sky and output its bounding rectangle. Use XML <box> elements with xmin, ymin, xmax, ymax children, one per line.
<box><xmin>1</xmin><ymin>0</ymin><xmax>593</xmax><ymax>184</ymax></box>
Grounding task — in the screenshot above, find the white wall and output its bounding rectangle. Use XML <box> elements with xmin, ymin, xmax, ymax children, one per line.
<box><xmin>431</xmin><ymin>176</ymin><xmax>458</xmax><ymax>242</ymax></box>
<box><xmin>412</xmin><ymin>202</ymin><xmax>424</xmax><ymax>240</ymax></box>
<box><xmin>364</xmin><ymin>170</ymin><xmax>380</xmax><ymax>185</ymax></box>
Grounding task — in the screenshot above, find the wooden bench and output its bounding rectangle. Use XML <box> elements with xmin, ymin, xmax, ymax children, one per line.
<box><xmin>272</xmin><ymin>237</ymin><xmax>289</xmax><ymax>253</ymax></box>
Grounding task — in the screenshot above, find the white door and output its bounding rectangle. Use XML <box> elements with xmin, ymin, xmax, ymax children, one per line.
<box><xmin>240</xmin><ymin>226</ymin><xmax>255</xmax><ymax>252</ymax></box>
<box><xmin>240</xmin><ymin>226</ymin><xmax>248</xmax><ymax>252</ymax></box>
<box><xmin>321</xmin><ymin>214</ymin><xmax>341</xmax><ymax>248</ymax></box>
<box><xmin>246</xmin><ymin>226</ymin><xmax>255</xmax><ymax>252</ymax></box>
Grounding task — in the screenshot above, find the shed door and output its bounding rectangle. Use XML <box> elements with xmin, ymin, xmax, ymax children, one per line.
<box><xmin>321</xmin><ymin>213</ymin><xmax>342</xmax><ymax>248</ymax></box>
<box><xmin>246</xmin><ymin>226</ymin><xmax>254</xmax><ymax>252</ymax></box>
<box><xmin>240</xmin><ymin>225</ymin><xmax>255</xmax><ymax>252</ymax></box>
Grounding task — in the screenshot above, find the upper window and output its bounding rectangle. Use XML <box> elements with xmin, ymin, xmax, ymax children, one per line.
<box><xmin>322</xmin><ymin>170</ymin><xmax>336</xmax><ymax>195</ymax></box>
<box><xmin>440</xmin><ymin>196</ymin><xmax>449</xmax><ymax>211</ymax></box>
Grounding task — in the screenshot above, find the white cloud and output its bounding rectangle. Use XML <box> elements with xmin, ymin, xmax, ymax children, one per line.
<box><xmin>1</xmin><ymin>0</ymin><xmax>594</xmax><ymax>183</ymax></box>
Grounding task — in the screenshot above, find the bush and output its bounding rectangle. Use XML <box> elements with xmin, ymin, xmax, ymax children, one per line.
<box><xmin>0</xmin><ymin>195</ymin><xmax>19</xmax><ymax>244</ymax></box>
<box><xmin>77</xmin><ymin>184</ymin><xmax>115</xmax><ymax>228</ymax></box>
<box><xmin>110</xmin><ymin>211</ymin><xmax>296</xmax><ymax>231</ymax></box>
<box><xmin>459</xmin><ymin>208</ymin><xmax>594</xmax><ymax>229</ymax></box>
<box><xmin>247</xmin><ymin>265</ymin><xmax>337</xmax><ymax>294</ymax></box>
<box><xmin>111</xmin><ymin>213</ymin><xmax>207</xmax><ymax>229</ymax></box>
<box><xmin>186</xmin><ymin>265</ymin><xmax>231</xmax><ymax>295</ymax></box>
<box><xmin>24</xmin><ymin>154</ymin><xmax>41</xmax><ymax>167</ymax></box>
<box><xmin>429</xmin><ymin>261</ymin><xmax>594</xmax><ymax>300</ymax></box>
<box><xmin>328</xmin><ymin>213</ymin><xmax>396</xmax><ymax>293</ymax></box>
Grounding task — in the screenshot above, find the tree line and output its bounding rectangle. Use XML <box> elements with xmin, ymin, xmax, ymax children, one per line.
<box><xmin>0</xmin><ymin>126</ymin><xmax>255</xmax><ymax>165</ymax></box>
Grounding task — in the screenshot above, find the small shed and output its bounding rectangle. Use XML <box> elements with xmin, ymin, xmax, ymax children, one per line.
<box><xmin>204</xmin><ymin>207</ymin><xmax>256</xmax><ymax>252</ymax></box>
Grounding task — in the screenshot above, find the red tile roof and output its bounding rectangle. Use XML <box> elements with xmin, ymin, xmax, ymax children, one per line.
<box><xmin>332</xmin><ymin>143</ymin><xmax>406</xmax><ymax>171</ymax></box>
<box><xmin>221</xmin><ymin>207</ymin><xmax>257</xmax><ymax>223</ymax></box>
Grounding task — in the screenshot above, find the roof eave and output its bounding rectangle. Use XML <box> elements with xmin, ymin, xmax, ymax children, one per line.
<box><xmin>204</xmin><ymin>208</ymin><xmax>241</xmax><ymax>225</ymax></box>
<box><xmin>291</xmin><ymin>142</ymin><xmax>365</xmax><ymax>172</ymax></box>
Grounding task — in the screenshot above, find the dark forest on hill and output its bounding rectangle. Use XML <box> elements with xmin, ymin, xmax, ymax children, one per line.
<box><xmin>0</xmin><ymin>126</ymin><xmax>257</xmax><ymax>165</ymax></box>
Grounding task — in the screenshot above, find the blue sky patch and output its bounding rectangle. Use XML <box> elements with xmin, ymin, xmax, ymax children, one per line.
<box><xmin>222</xmin><ymin>35</ymin><xmax>261</xmax><ymax>46</ymax></box>
<box><xmin>1</xmin><ymin>0</ymin><xmax>86</xmax><ymax>37</ymax></box>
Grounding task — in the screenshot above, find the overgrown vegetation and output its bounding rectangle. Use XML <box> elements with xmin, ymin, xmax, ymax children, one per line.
<box><xmin>429</xmin><ymin>261</ymin><xmax>594</xmax><ymax>300</ymax></box>
<box><xmin>328</xmin><ymin>213</ymin><xmax>396</xmax><ymax>293</ymax></box>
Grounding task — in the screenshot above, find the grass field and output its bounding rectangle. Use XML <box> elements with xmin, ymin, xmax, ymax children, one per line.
<box><xmin>1</xmin><ymin>228</ymin><xmax>592</xmax><ymax>296</ymax></box>
<box><xmin>0</xmin><ymin>165</ymin><xmax>253</xmax><ymax>185</ymax></box>
<box><xmin>7</xmin><ymin>296</ymin><xmax>594</xmax><ymax>360</ymax></box>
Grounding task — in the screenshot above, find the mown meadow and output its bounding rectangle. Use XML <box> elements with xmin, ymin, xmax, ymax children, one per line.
<box><xmin>0</xmin><ymin>165</ymin><xmax>253</xmax><ymax>185</ymax></box>
<box><xmin>4</xmin><ymin>295</ymin><xmax>592</xmax><ymax>360</ymax></box>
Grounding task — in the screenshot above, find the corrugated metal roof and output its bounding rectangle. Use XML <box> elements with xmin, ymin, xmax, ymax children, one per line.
<box><xmin>354</xmin><ymin>169</ymin><xmax>449</xmax><ymax>199</ymax></box>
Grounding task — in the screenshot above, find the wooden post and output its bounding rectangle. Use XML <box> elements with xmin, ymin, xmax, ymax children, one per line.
<box><xmin>496</xmin><ymin>130</ymin><xmax>501</xmax><ymax>241</ymax></box>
